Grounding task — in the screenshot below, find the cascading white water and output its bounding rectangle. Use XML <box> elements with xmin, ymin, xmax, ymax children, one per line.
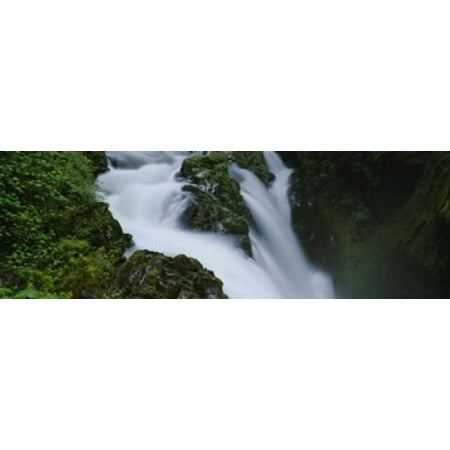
<box><xmin>98</xmin><ymin>152</ymin><xmax>335</xmax><ymax>299</ymax></box>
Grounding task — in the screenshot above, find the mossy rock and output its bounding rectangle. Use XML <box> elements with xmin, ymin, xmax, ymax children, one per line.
<box><xmin>75</xmin><ymin>202</ymin><xmax>132</xmax><ymax>257</ymax></box>
<box><xmin>179</xmin><ymin>152</ymin><xmax>253</xmax><ymax>256</ymax></box>
<box><xmin>280</xmin><ymin>151</ymin><xmax>450</xmax><ymax>298</ymax></box>
<box><xmin>82</xmin><ymin>152</ymin><xmax>109</xmax><ymax>176</ymax></box>
<box><xmin>115</xmin><ymin>250</ymin><xmax>227</xmax><ymax>299</ymax></box>
<box><xmin>229</xmin><ymin>152</ymin><xmax>275</xmax><ymax>185</ymax></box>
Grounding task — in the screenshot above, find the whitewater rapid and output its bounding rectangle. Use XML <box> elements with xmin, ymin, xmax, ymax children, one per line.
<box><xmin>98</xmin><ymin>152</ymin><xmax>335</xmax><ymax>299</ymax></box>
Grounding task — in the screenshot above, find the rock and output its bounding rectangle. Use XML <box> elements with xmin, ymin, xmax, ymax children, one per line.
<box><xmin>229</xmin><ymin>152</ymin><xmax>275</xmax><ymax>185</ymax></box>
<box><xmin>179</xmin><ymin>152</ymin><xmax>253</xmax><ymax>256</ymax></box>
<box><xmin>115</xmin><ymin>250</ymin><xmax>227</xmax><ymax>299</ymax></box>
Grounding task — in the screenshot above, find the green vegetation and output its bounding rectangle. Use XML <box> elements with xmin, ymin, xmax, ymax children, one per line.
<box><xmin>0</xmin><ymin>151</ymin><xmax>225</xmax><ymax>299</ymax></box>
<box><xmin>179</xmin><ymin>152</ymin><xmax>254</xmax><ymax>256</ymax></box>
<box><xmin>279</xmin><ymin>151</ymin><xmax>450</xmax><ymax>298</ymax></box>
<box><xmin>229</xmin><ymin>152</ymin><xmax>275</xmax><ymax>185</ymax></box>
<box><xmin>116</xmin><ymin>250</ymin><xmax>227</xmax><ymax>299</ymax></box>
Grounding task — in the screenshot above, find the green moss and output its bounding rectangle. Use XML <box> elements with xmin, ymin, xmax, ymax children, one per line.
<box><xmin>229</xmin><ymin>152</ymin><xmax>275</xmax><ymax>185</ymax></box>
<box><xmin>115</xmin><ymin>250</ymin><xmax>227</xmax><ymax>299</ymax></box>
<box><xmin>281</xmin><ymin>151</ymin><xmax>450</xmax><ymax>298</ymax></box>
<box><xmin>82</xmin><ymin>152</ymin><xmax>109</xmax><ymax>176</ymax></box>
<box><xmin>179</xmin><ymin>152</ymin><xmax>253</xmax><ymax>256</ymax></box>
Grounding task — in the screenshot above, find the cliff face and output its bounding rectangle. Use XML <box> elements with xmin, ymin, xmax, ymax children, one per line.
<box><xmin>279</xmin><ymin>152</ymin><xmax>450</xmax><ymax>298</ymax></box>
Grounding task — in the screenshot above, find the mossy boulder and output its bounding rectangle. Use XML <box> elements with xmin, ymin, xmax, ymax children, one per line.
<box><xmin>115</xmin><ymin>250</ymin><xmax>227</xmax><ymax>299</ymax></box>
<box><xmin>179</xmin><ymin>152</ymin><xmax>253</xmax><ymax>256</ymax></box>
<box><xmin>279</xmin><ymin>151</ymin><xmax>450</xmax><ymax>298</ymax></box>
<box><xmin>229</xmin><ymin>152</ymin><xmax>275</xmax><ymax>185</ymax></box>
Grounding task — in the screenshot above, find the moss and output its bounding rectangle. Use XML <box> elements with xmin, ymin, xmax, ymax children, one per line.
<box><xmin>179</xmin><ymin>152</ymin><xmax>253</xmax><ymax>256</ymax></box>
<box><xmin>82</xmin><ymin>152</ymin><xmax>109</xmax><ymax>176</ymax></box>
<box><xmin>115</xmin><ymin>250</ymin><xmax>227</xmax><ymax>299</ymax></box>
<box><xmin>229</xmin><ymin>152</ymin><xmax>275</xmax><ymax>185</ymax></box>
<box><xmin>280</xmin><ymin>151</ymin><xmax>450</xmax><ymax>298</ymax></box>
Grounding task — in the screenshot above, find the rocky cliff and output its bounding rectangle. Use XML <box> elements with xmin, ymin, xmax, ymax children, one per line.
<box><xmin>279</xmin><ymin>151</ymin><xmax>450</xmax><ymax>298</ymax></box>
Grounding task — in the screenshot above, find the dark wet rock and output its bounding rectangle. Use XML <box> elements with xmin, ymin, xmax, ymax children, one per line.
<box><xmin>115</xmin><ymin>250</ymin><xmax>227</xmax><ymax>299</ymax></box>
<box><xmin>179</xmin><ymin>152</ymin><xmax>253</xmax><ymax>256</ymax></box>
<box><xmin>229</xmin><ymin>152</ymin><xmax>275</xmax><ymax>185</ymax></box>
<box><xmin>278</xmin><ymin>151</ymin><xmax>450</xmax><ymax>298</ymax></box>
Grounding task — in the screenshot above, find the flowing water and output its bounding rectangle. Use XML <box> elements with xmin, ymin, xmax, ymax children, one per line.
<box><xmin>98</xmin><ymin>152</ymin><xmax>335</xmax><ymax>299</ymax></box>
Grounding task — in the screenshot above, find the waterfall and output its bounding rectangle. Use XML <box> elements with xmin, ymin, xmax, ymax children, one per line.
<box><xmin>98</xmin><ymin>152</ymin><xmax>335</xmax><ymax>299</ymax></box>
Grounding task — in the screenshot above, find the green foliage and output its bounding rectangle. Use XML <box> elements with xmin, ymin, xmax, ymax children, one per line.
<box><xmin>0</xmin><ymin>152</ymin><xmax>95</xmax><ymax>273</ymax></box>
<box><xmin>46</xmin><ymin>239</ymin><xmax>118</xmax><ymax>298</ymax></box>
<box><xmin>179</xmin><ymin>152</ymin><xmax>253</xmax><ymax>255</ymax></box>
<box><xmin>81</xmin><ymin>152</ymin><xmax>109</xmax><ymax>176</ymax></box>
<box><xmin>13</xmin><ymin>285</ymin><xmax>59</xmax><ymax>299</ymax></box>
<box><xmin>0</xmin><ymin>151</ymin><xmax>126</xmax><ymax>297</ymax></box>
<box><xmin>0</xmin><ymin>283</ymin><xmax>13</xmax><ymax>298</ymax></box>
